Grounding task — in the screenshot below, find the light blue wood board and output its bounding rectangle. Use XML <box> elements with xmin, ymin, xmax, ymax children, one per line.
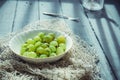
<box><xmin>86</xmin><ymin>4</ymin><xmax>120</xmax><ymax>80</ymax></box>
<box><xmin>39</xmin><ymin>0</ymin><xmax>61</xmax><ymax>20</ymax></box>
<box><xmin>0</xmin><ymin>1</ymin><xmax>17</xmax><ymax>37</ymax></box>
<box><xmin>60</xmin><ymin>0</ymin><xmax>114</xmax><ymax>80</ymax></box>
<box><xmin>12</xmin><ymin>0</ymin><xmax>39</xmax><ymax>32</ymax></box>
<box><xmin>0</xmin><ymin>0</ymin><xmax>118</xmax><ymax>79</ymax></box>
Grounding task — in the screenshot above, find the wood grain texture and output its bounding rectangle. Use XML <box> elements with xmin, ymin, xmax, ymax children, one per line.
<box><xmin>0</xmin><ymin>0</ymin><xmax>119</xmax><ymax>80</ymax></box>
<box><xmin>12</xmin><ymin>0</ymin><xmax>39</xmax><ymax>32</ymax></box>
<box><xmin>39</xmin><ymin>0</ymin><xmax>61</xmax><ymax>20</ymax></box>
<box><xmin>60</xmin><ymin>0</ymin><xmax>114</xmax><ymax>80</ymax></box>
<box><xmin>0</xmin><ymin>1</ymin><xmax>17</xmax><ymax>37</ymax></box>
<box><xmin>85</xmin><ymin>1</ymin><xmax>120</xmax><ymax>79</ymax></box>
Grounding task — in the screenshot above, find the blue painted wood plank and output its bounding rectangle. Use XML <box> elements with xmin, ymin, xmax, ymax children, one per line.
<box><xmin>59</xmin><ymin>0</ymin><xmax>94</xmax><ymax>44</ymax></box>
<box><xmin>60</xmin><ymin>0</ymin><xmax>114</xmax><ymax>80</ymax></box>
<box><xmin>0</xmin><ymin>1</ymin><xmax>17</xmax><ymax>37</ymax></box>
<box><xmin>86</xmin><ymin>8</ymin><xmax>120</xmax><ymax>80</ymax></box>
<box><xmin>12</xmin><ymin>0</ymin><xmax>39</xmax><ymax>32</ymax></box>
<box><xmin>39</xmin><ymin>0</ymin><xmax>61</xmax><ymax>20</ymax></box>
<box><xmin>86</xmin><ymin>4</ymin><xmax>120</xmax><ymax>80</ymax></box>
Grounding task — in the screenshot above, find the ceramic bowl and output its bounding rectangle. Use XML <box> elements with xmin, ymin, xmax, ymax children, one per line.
<box><xmin>9</xmin><ymin>29</ymin><xmax>73</xmax><ymax>63</ymax></box>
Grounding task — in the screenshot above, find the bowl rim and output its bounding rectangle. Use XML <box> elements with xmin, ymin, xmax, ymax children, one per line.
<box><xmin>9</xmin><ymin>29</ymin><xmax>73</xmax><ymax>61</ymax></box>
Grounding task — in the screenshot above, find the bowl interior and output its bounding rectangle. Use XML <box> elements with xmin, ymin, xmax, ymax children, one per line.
<box><xmin>9</xmin><ymin>29</ymin><xmax>73</xmax><ymax>63</ymax></box>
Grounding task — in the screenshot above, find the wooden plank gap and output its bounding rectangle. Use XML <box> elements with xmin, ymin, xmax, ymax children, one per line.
<box><xmin>11</xmin><ymin>0</ymin><xmax>18</xmax><ymax>32</ymax></box>
<box><xmin>58</xmin><ymin>0</ymin><xmax>71</xmax><ymax>28</ymax></box>
<box><xmin>83</xmin><ymin>8</ymin><xmax>118</xmax><ymax>80</ymax></box>
<box><xmin>12</xmin><ymin>1</ymin><xmax>39</xmax><ymax>32</ymax></box>
<box><xmin>38</xmin><ymin>0</ymin><xmax>40</xmax><ymax>20</ymax></box>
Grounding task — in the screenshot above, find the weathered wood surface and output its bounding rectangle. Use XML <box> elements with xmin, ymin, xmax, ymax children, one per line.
<box><xmin>0</xmin><ymin>0</ymin><xmax>120</xmax><ymax>80</ymax></box>
<box><xmin>0</xmin><ymin>0</ymin><xmax>17</xmax><ymax>36</ymax></box>
<box><xmin>84</xmin><ymin>0</ymin><xmax>120</xmax><ymax>79</ymax></box>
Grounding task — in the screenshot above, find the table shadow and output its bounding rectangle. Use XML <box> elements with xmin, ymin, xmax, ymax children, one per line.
<box><xmin>84</xmin><ymin>8</ymin><xmax>120</xmax><ymax>55</ymax></box>
<box><xmin>95</xmin><ymin>16</ymin><xmax>120</xmax><ymax>80</ymax></box>
<box><xmin>84</xmin><ymin>7</ymin><xmax>120</xmax><ymax>80</ymax></box>
<box><xmin>84</xmin><ymin>8</ymin><xmax>119</xmax><ymax>27</ymax></box>
<box><xmin>0</xmin><ymin>0</ymin><xmax>6</xmax><ymax>7</ymax></box>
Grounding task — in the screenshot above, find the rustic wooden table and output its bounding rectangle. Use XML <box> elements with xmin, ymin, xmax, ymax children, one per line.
<box><xmin>0</xmin><ymin>0</ymin><xmax>120</xmax><ymax>80</ymax></box>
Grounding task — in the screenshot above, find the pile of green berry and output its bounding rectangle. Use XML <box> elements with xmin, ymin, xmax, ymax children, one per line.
<box><xmin>20</xmin><ymin>32</ymin><xmax>66</xmax><ymax>58</ymax></box>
